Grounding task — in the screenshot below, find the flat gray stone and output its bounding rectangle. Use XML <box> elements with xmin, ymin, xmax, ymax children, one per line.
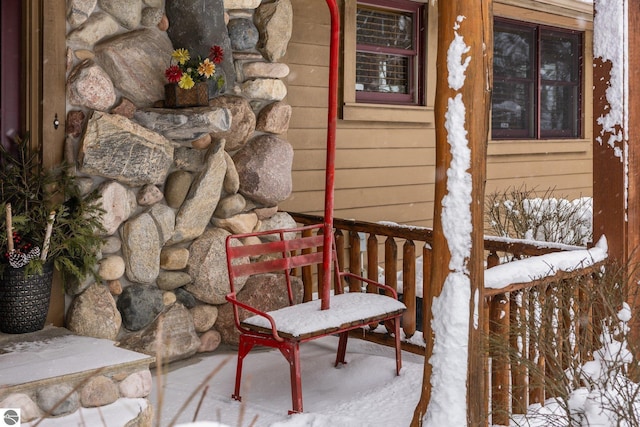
<box><xmin>67</xmin><ymin>12</ymin><xmax>119</xmax><ymax>46</ymax></box>
<box><xmin>95</xmin><ymin>29</ymin><xmax>173</xmax><ymax>106</ymax></box>
<box><xmin>79</xmin><ymin>112</ymin><xmax>174</xmax><ymax>186</ymax></box>
<box><xmin>134</xmin><ymin>107</ymin><xmax>231</xmax><ymax>145</ymax></box>
<box><xmin>170</xmin><ymin>141</ymin><xmax>227</xmax><ymax>243</ymax></box>
<box><xmin>121</xmin><ymin>212</ymin><xmax>162</xmax><ymax>284</ymax></box>
<box><xmin>98</xmin><ymin>0</ymin><xmax>142</xmax><ymax>30</ymax></box>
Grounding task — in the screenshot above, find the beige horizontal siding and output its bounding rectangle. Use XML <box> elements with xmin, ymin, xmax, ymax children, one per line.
<box><xmin>282</xmin><ymin>200</ymin><xmax>435</xmax><ymax>226</ymax></box>
<box><xmin>285</xmin><ymin>65</ymin><xmax>330</xmax><ymax>91</ymax></box>
<box><xmin>283</xmin><ymin>0</ymin><xmax>593</xmax><ymax>230</ymax></box>
<box><xmin>287</xmin><ymin>128</ymin><xmax>435</xmax><ymax>150</ymax></box>
<box><xmin>292</xmin><ymin>166</ymin><xmax>434</xmax><ymax>192</ymax></box>
<box><xmin>287</xmin><ymin>183</ymin><xmax>434</xmax><ymax>211</ymax></box>
<box><xmin>293</xmin><ymin>148</ymin><xmax>434</xmax><ymax>170</ymax></box>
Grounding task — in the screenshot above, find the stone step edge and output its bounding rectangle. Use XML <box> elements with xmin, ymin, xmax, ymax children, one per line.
<box><xmin>0</xmin><ymin>355</ymin><xmax>155</xmax><ymax>397</ymax></box>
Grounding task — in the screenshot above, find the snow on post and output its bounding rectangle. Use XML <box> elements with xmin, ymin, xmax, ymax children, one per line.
<box><xmin>593</xmin><ymin>0</ymin><xmax>629</xmax><ymax>222</ymax></box>
<box><xmin>594</xmin><ymin>0</ymin><xmax>627</xmax><ymax>161</ymax></box>
<box><xmin>423</xmin><ymin>16</ymin><xmax>473</xmax><ymax>427</ymax></box>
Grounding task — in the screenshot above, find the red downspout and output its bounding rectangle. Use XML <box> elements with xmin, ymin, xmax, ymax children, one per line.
<box><xmin>321</xmin><ymin>0</ymin><xmax>340</xmax><ymax>310</ymax></box>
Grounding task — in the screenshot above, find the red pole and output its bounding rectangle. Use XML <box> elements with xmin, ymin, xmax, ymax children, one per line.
<box><xmin>322</xmin><ymin>0</ymin><xmax>340</xmax><ymax>310</ymax></box>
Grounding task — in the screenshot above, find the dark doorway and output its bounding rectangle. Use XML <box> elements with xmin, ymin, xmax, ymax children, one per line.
<box><xmin>1</xmin><ymin>1</ymin><xmax>22</xmax><ymax>148</ymax></box>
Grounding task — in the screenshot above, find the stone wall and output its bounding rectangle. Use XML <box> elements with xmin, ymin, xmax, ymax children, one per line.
<box><xmin>63</xmin><ymin>0</ymin><xmax>297</xmax><ymax>362</ymax></box>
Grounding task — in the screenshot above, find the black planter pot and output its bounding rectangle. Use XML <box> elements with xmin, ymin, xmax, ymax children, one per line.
<box><xmin>0</xmin><ymin>262</ymin><xmax>54</xmax><ymax>334</ymax></box>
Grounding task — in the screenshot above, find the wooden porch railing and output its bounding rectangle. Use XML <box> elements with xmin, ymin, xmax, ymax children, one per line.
<box><xmin>287</xmin><ymin>212</ymin><xmax>609</xmax><ymax>423</ymax></box>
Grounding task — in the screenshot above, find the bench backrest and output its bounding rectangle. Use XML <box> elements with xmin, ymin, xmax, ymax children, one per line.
<box><xmin>225</xmin><ymin>223</ymin><xmax>342</xmax><ymax>306</ymax></box>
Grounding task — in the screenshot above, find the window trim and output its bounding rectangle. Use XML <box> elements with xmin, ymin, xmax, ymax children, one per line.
<box><xmin>355</xmin><ymin>0</ymin><xmax>424</xmax><ymax>105</ymax></box>
<box><xmin>492</xmin><ymin>17</ymin><xmax>584</xmax><ymax>140</ymax></box>
<box><xmin>342</xmin><ymin>0</ymin><xmax>435</xmax><ymax>124</ymax></box>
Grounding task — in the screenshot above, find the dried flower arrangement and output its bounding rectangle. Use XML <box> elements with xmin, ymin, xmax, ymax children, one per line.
<box><xmin>165</xmin><ymin>45</ymin><xmax>225</xmax><ymax>90</ymax></box>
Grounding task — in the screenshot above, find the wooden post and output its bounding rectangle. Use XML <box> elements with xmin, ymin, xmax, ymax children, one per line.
<box><xmin>37</xmin><ymin>0</ymin><xmax>66</xmax><ymax>327</ymax></box>
<box><xmin>411</xmin><ymin>0</ymin><xmax>492</xmax><ymax>425</ymax></box>
<box><xmin>592</xmin><ymin>0</ymin><xmax>640</xmax><ymax>359</ymax></box>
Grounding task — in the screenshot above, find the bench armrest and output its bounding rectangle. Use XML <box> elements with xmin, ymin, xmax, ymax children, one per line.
<box><xmin>338</xmin><ymin>272</ymin><xmax>399</xmax><ymax>299</ymax></box>
<box><xmin>225</xmin><ymin>292</ymin><xmax>285</xmax><ymax>342</ymax></box>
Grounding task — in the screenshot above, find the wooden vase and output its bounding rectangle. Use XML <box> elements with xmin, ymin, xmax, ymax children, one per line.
<box><xmin>164</xmin><ymin>81</ymin><xmax>209</xmax><ymax>108</ymax></box>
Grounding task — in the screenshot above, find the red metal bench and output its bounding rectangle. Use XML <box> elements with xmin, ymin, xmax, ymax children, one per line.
<box><xmin>225</xmin><ymin>223</ymin><xmax>406</xmax><ymax>413</ymax></box>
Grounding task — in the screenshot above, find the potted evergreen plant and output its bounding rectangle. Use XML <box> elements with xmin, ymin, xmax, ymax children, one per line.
<box><xmin>0</xmin><ymin>134</ymin><xmax>105</xmax><ymax>333</ymax></box>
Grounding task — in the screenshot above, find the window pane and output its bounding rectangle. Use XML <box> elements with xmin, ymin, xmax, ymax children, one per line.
<box><xmin>357</xmin><ymin>6</ymin><xmax>413</xmax><ymax>50</ymax></box>
<box><xmin>541</xmin><ymin>84</ymin><xmax>579</xmax><ymax>135</ymax></box>
<box><xmin>356</xmin><ymin>52</ymin><xmax>409</xmax><ymax>94</ymax></box>
<box><xmin>492</xmin><ymin>81</ymin><xmax>534</xmax><ymax>137</ymax></box>
<box><xmin>541</xmin><ymin>32</ymin><xmax>580</xmax><ymax>82</ymax></box>
<box><xmin>493</xmin><ymin>25</ymin><xmax>533</xmax><ymax>79</ymax></box>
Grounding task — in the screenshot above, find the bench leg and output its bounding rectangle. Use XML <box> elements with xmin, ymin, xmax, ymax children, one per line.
<box><xmin>393</xmin><ymin>316</ymin><xmax>402</xmax><ymax>375</ymax></box>
<box><xmin>232</xmin><ymin>335</ymin><xmax>255</xmax><ymax>402</ymax></box>
<box><xmin>279</xmin><ymin>342</ymin><xmax>303</xmax><ymax>414</ymax></box>
<box><xmin>335</xmin><ymin>331</ymin><xmax>349</xmax><ymax>367</ymax></box>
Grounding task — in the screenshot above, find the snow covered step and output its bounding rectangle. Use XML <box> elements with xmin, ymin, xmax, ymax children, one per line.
<box><xmin>0</xmin><ymin>327</ymin><xmax>154</xmax><ymax>423</ymax></box>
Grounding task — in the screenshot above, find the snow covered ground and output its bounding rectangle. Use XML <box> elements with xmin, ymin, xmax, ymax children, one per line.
<box><xmin>23</xmin><ymin>335</ymin><xmax>425</xmax><ymax>427</ymax></box>
<box><xmin>155</xmin><ymin>336</ymin><xmax>425</xmax><ymax>427</ymax></box>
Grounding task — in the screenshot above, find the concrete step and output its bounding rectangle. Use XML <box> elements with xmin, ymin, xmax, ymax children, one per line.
<box><xmin>0</xmin><ymin>326</ymin><xmax>154</xmax><ymax>423</ymax></box>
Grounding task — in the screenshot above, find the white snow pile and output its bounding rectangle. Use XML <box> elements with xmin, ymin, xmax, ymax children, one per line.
<box><xmin>510</xmin><ymin>304</ymin><xmax>638</xmax><ymax>427</ymax></box>
<box><xmin>484</xmin><ymin>235</ymin><xmax>608</xmax><ymax>290</ymax></box>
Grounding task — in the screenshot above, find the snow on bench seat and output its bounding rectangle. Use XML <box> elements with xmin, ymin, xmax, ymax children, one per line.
<box><xmin>241</xmin><ymin>292</ymin><xmax>407</xmax><ymax>340</ymax></box>
<box><xmin>225</xmin><ymin>224</ymin><xmax>406</xmax><ymax>413</ymax></box>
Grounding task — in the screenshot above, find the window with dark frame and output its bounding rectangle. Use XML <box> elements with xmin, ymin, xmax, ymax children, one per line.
<box><xmin>356</xmin><ymin>0</ymin><xmax>425</xmax><ymax>105</ymax></box>
<box><xmin>492</xmin><ymin>18</ymin><xmax>583</xmax><ymax>140</ymax></box>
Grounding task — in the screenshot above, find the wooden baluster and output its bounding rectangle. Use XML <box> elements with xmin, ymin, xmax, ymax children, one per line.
<box><xmin>367</xmin><ymin>234</ymin><xmax>379</xmax><ymax>293</ymax></box>
<box><xmin>489</xmin><ymin>293</ymin><xmax>510</xmax><ymax>426</ymax></box>
<box><xmin>384</xmin><ymin>237</ymin><xmax>398</xmax><ymax>296</ymax></box>
<box><xmin>529</xmin><ymin>287</ymin><xmax>545</xmax><ymax>405</ymax></box>
<box><xmin>482</xmin><ymin>251</ymin><xmax>508</xmax><ymax>424</ymax></box>
<box><xmin>349</xmin><ymin>231</ymin><xmax>362</xmax><ymax>292</ymax></box>
<box><xmin>510</xmin><ymin>290</ymin><xmax>527</xmax><ymax>414</ymax></box>
<box><xmin>487</xmin><ymin>250</ymin><xmax>499</xmax><ymax>269</ymax></box>
<box><xmin>578</xmin><ymin>275</ymin><xmax>593</xmax><ymax>362</ymax></box>
<box><xmin>420</xmin><ymin>242</ymin><xmax>437</xmax><ymax>419</ymax></box>
<box><xmin>422</xmin><ymin>243</ymin><xmax>432</xmax><ymax>337</ymax></box>
<box><xmin>544</xmin><ymin>284</ymin><xmax>557</xmax><ymax>400</ymax></box>
<box><xmin>366</xmin><ymin>234</ymin><xmax>380</xmax><ymax>330</ymax></box>
<box><xmin>301</xmin><ymin>227</ymin><xmax>313</xmax><ymax>302</ymax></box>
<box><xmin>384</xmin><ymin>237</ymin><xmax>398</xmax><ymax>333</ymax></box>
<box><xmin>560</xmin><ymin>280</ymin><xmax>573</xmax><ymax>372</ymax></box>
<box><xmin>481</xmin><ymin>288</ymin><xmax>491</xmax><ymax>425</ymax></box>
<box><xmin>572</xmin><ymin>280</ymin><xmax>584</xmax><ymax>365</ymax></box>
<box><xmin>317</xmin><ymin>227</ymin><xmax>325</xmax><ymax>300</ymax></box>
<box><xmin>590</xmin><ymin>274</ymin><xmax>604</xmax><ymax>359</ymax></box>
<box><xmin>402</xmin><ymin>240</ymin><xmax>416</xmax><ymax>338</ymax></box>
<box><xmin>334</xmin><ymin>229</ymin><xmax>346</xmax><ymax>294</ymax></box>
